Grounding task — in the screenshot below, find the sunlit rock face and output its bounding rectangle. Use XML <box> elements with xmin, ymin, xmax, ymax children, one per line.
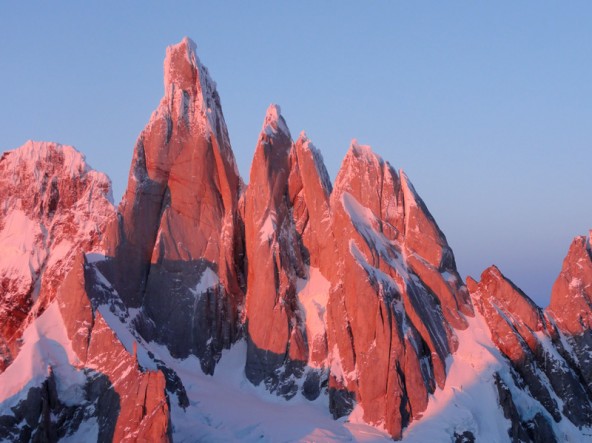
<box><xmin>0</xmin><ymin>145</ymin><xmax>168</xmax><ymax>441</ymax></box>
<box><xmin>0</xmin><ymin>141</ymin><xmax>115</xmax><ymax>372</ymax></box>
<box><xmin>547</xmin><ymin>232</ymin><xmax>592</xmax><ymax>393</ymax></box>
<box><xmin>243</xmin><ymin>105</ymin><xmax>306</xmax><ymax>395</ymax></box>
<box><xmin>468</xmin><ymin>264</ymin><xmax>592</xmax><ymax>435</ymax></box>
<box><xmin>548</xmin><ymin>233</ymin><xmax>592</xmax><ymax>335</ymax></box>
<box><xmin>241</xmin><ymin>106</ymin><xmax>474</xmax><ymax>439</ymax></box>
<box><xmin>324</xmin><ymin>142</ymin><xmax>473</xmax><ymax>438</ymax></box>
<box><xmin>243</xmin><ymin>106</ymin><xmax>333</xmax><ymax>398</ymax></box>
<box><xmin>3</xmin><ymin>37</ymin><xmax>592</xmax><ymax>442</ymax></box>
<box><xmin>103</xmin><ymin>37</ymin><xmax>245</xmax><ymax>374</ymax></box>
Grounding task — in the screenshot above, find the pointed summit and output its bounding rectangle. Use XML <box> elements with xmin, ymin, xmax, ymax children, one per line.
<box><xmin>160</xmin><ymin>37</ymin><xmax>228</xmax><ymax>140</ymax></box>
<box><xmin>261</xmin><ymin>104</ymin><xmax>291</xmax><ymax>138</ymax></box>
<box><xmin>105</xmin><ymin>37</ymin><xmax>244</xmax><ymax>374</ymax></box>
<box><xmin>548</xmin><ymin>232</ymin><xmax>592</xmax><ymax>335</ymax></box>
<box><xmin>348</xmin><ymin>139</ymin><xmax>383</xmax><ymax>162</ymax></box>
<box><xmin>163</xmin><ymin>37</ymin><xmax>199</xmax><ymax>92</ymax></box>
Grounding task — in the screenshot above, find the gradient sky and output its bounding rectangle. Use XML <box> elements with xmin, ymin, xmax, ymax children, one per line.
<box><xmin>1</xmin><ymin>2</ymin><xmax>590</xmax><ymax>306</ymax></box>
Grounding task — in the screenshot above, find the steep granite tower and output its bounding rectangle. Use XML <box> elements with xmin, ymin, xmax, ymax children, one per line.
<box><xmin>243</xmin><ymin>106</ymin><xmax>334</xmax><ymax>397</ymax></box>
<box><xmin>104</xmin><ymin>38</ymin><xmax>244</xmax><ymax>373</ymax></box>
<box><xmin>325</xmin><ymin>142</ymin><xmax>473</xmax><ymax>438</ymax></box>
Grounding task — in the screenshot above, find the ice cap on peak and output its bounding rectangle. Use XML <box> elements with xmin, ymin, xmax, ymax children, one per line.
<box><xmin>6</xmin><ymin>141</ymin><xmax>91</xmax><ymax>178</ymax></box>
<box><xmin>262</xmin><ymin>104</ymin><xmax>291</xmax><ymax>138</ymax></box>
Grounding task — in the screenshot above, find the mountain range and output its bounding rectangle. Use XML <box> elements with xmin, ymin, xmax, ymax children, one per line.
<box><xmin>1</xmin><ymin>37</ymin><xmax>591</xmax><ymax>443</ymax></box>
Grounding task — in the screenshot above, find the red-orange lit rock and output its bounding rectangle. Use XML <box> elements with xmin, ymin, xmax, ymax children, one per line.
<box><xmin>325</xmin><ymin>142</ymin><xmax>470</xmax><ymax>438</ymax></box>
<box><xmin>0</xmin><ymin>141</ymin><xmax>114</xmax><ymax>372</ymax></box>
<box><xmin>468</xmin><ymin>264</ymin><xmax>592</xmax><ymax>427</ymax></box>
<box><xmin>244</xmin><ymin>106</ymin><xmax>334</xmax><ymax>397</ymax></box>
<box><xmin>548</xmin><ymin>233</ymin><xmax>592</xmax><ymax>336</ymax></box>
<box><xmin>104</xmin><ymin>38</ymin><xmax>245</xmax><ymax>374</ymax></box>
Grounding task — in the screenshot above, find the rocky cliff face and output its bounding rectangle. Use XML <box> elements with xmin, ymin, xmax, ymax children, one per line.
<box><xmin>547</xmin><ymin>232</ymin><xmax>592</xmax><ymax>401</ymax></box>
<box><xmin>243</xmin><ymin>106</ymin><xmax>335</xmax><ymax>399</ymax></box>
<box><xmin>324</xmin><ymin>142</ymin><xmax>472</xmax><ymax>438</ymax></box>
<box><xmin>0</xmin><ymin>141</ymin><xmax>115</xmax><ymax>372</ymax></box>
<box><xmin>2</xmin><ymin>37</ymin><xmax>592</xmax><ymax>442</ymax></box>
<box><xmin>0</xmin><ymin>253</ymin><xmax>171</xmax><ymax>442</ymax></box>
<box><xmin>102</xmin><ymin>37</ymin><xmax>245</xmax><ymax>375</ymax></box>
<box><xmin>241</xmin><ymin>107</ymin><xmax>473</xmax><ymax>439</ymax></box>
<box><xmin>468</xmin><ymin>256</ymin><xmax>592</xmax><ymax>440</ymax></box>
<box><xmin>243</xmin><ymin>105</ymin><xmax>309</xmax><ymax>396</ymax></box>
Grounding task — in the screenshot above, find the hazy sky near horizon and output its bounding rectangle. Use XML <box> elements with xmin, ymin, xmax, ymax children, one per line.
<box><xmin>1</xmin><ymin>2</ymin><xmax>590</xmax><ymax>306</ymax></box>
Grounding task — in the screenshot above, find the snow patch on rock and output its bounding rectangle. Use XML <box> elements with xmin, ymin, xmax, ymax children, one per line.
<box><xmin>296</xmin><ymin>267</ymin><xmax>330</xmax><ymax>367</ymax></box>
<box><xmin>190</xmin><ymin>267</ymin><xmax>220</xmax><ymax>298</ymax></box>
<box><xmin>0</xmin><ymin>209</ymin><xmax>46</xmax><ymax>292</ymax></box>
<box><xmin>0</xmin><ymin>301</ymin><xmax>84</xmax><ymax>409</ymax></box>
<box><xmin>259</xmin><ymin>212</ymin><xmax>276</xmax><ymax>243</ymax></box>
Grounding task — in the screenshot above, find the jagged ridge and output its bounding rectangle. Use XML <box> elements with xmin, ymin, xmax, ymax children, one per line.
<box><xmin>1</xmin><ymin>38</ymin><xmax>591</xmax><ymax>443</ymax></box>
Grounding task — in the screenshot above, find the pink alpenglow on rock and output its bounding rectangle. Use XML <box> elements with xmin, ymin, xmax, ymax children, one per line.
<box><xmin>324</xmin><ymin>141</ymin><xmax>472</xmax><ymax>438</ymax></box>
<box><xmin>0</xmin><ymin>141</ymin><xmax>115</xmax><ymax>372</ymax></box>
<box><xmin>546</xmin><ymin>232</ymin><xmax>592</xmax><ymax>397</ymax></box>
<box><xmin>548</xmin><ymin>233</ymin><xmax>592</xmax><ymax>336</ymax></box>
<box><xmin>3</xmin><ymin>37</ymin><xmax>592</xmax><ymax>443</ymax></box>
<box><xmin>103</xmin><ymin>37</ymin><xmax>245</xmax><ymax>374</ymax></box>
<box><xmin>244</xmin><ymin>105</ymin><xmax>334</xmax><ymax>398</ymax></box>
<box><xmin>468</xmin><ymin>264</ymin><xmax>592</xmax><ymax>430</ymax></box>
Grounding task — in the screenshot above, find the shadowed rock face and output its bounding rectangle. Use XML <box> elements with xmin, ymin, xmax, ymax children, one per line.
<box><xmin>493</xmin><ymin>372</ymin><xmax>558</xmax><ymax>443</ymax></box>
<box><xmin>0</xmin><ymin>366</ymin><xmax>120</xmax><ymax>443</ymax></box>
<box><xmin>468</xmin><ymin>264</ymin><xmax>592</xmax><ymax>431</ymax></box>
<box><xmin>102</xmin><ymin>37</ymin><xmax>245</xmax><ymax>374</ymax></box>
<box><xmin>58</xmin><ymin>254</ymin><xmax>171</xmax><ymax>442</ymax></box>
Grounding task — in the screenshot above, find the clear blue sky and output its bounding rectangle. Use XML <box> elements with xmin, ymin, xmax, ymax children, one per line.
<box><xmin>1</xmin><ymin>2</ymin><xmax>591</xmax><ymax>306</ymax></box>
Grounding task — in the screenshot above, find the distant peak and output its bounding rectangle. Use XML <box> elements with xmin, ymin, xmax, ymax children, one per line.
<box><xmin>163</xmin><ymin>37</ymin><xmax>200</xmax><ymax>92</ymax></box>
<box><xmin>261</xmin><ymin>104</ymin><xmax>291</xmax><ymax>138</ymax></box>
<box><xmin>264</xmin><ymin>104</ymin><xmax>281</xmax><ymax>126</ymax></box>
